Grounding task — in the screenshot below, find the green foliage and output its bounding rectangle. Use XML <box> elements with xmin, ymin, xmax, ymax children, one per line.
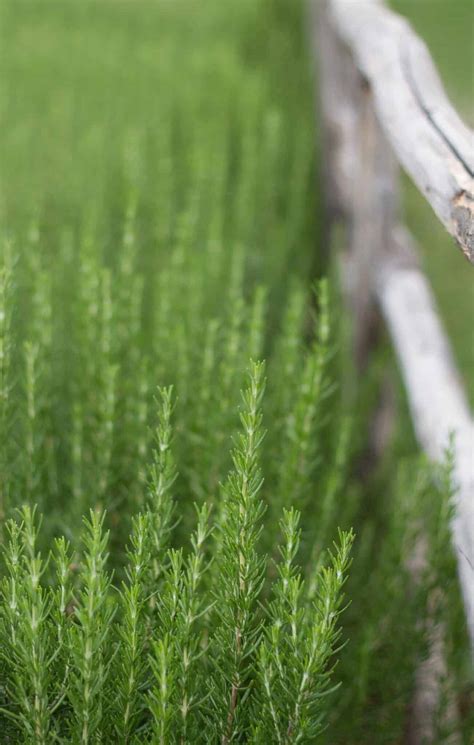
<box><xmin>256</xmin><ymin>511</ymin><xmax>352</xmax><ymax>744</ymax></box>
<box><xmin>0</xmin><ymin>369</ymin><xmax>353</xmax><ymax>743</ymax></box>
<box><xmin>0</xmin><ymin>0</ymin><xmax>471</xmax><ymax>742</ymax></box>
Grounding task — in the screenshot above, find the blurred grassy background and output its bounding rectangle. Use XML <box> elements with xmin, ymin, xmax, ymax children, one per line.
<box><xmin>391</xmin><ymin>0</ymin><xmax>474</xmax><ymax>403</ymax></box>
<box><xmin>1</xmin><ymin>0</ymin><xmax>472</xmax><ymax>401</ymax></box>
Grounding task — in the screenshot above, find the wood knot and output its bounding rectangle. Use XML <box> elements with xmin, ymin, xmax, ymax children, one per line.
<box><xmin>452</xmin><ymin>190</ymin><xmax>474</xmax><ymax>264</ymax></box>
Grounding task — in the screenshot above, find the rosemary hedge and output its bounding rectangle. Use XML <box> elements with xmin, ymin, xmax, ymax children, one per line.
<box><xmin>0</xmin><ymin>0</ymin><xmax>471</xmax><ymax>742</ymax></box>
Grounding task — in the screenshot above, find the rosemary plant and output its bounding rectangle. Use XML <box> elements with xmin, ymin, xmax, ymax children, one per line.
<box><xmin>0</xmin><ymin>367</ymin><xmax>353</xmax><ymax>743</ymax></box>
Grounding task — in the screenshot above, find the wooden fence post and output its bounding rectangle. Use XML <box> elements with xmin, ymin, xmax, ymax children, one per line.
<box><xmin>314</xmin><ymin>0</ymin><xmax>474</xmax><ymax>655</ymax></box>
<box><xmin>314</xmin><ymin>0</ymin><xmax>473</xmax><ymax>739</ymax></box>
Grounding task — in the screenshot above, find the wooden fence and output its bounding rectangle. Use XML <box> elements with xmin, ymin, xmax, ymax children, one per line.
<box><xmin>312</xmin><ymin>0</ymin><xmax>473</xmax><ymax>666</ymax></box>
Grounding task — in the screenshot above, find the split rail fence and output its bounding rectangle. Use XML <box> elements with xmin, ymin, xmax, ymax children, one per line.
<box><xmin>312</xmin><ymin>0</ymin><xmax>474</xmax><ymax>662</ymax></box>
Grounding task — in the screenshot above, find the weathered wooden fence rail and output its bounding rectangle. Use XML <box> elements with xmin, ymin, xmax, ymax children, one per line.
<box><xmin>312</xmin><ymin>0</ymin><xmax>474</xmax><ymax>664</ymax></box>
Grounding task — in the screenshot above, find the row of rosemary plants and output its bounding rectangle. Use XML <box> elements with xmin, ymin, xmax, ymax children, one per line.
<box><xmin>0</xmin><ymin>0</ymin><xmax>471</xmax><ymax>742</ymax></box>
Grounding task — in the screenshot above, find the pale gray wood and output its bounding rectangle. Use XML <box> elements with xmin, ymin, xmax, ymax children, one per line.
<box><xmin>315</xmin><ymin>0</ymin><xmax>400</xmax><ymax>364</ymax></box>
<box><xmin>405</xmin><ymin>537</ymin><xmax>460</xmax><ymax>745</ymax></box>
<box><xmin>315</xmin><ymin>0</ymin><xmax>474</xmax><ymax>686</ymax></box>
<box><xmin>312</xmin><ymin>0</ymin><xmax>357</xmax><ymax>219</ymax></box>
<box><xmin>377</xmin><ymin>226</ymin><xmax>474</xmax><ymax>651</ymax></box>
<box><xmin>328</xmin><ymin>0</ymin><xmax>474</xmax><ymax>262</ymax></box>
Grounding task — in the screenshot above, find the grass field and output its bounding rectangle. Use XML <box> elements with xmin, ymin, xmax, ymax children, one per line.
<box><xmin>0</xmin><ymin>1</ymin><xmax>472</xmax><ymax>742</ymax></box>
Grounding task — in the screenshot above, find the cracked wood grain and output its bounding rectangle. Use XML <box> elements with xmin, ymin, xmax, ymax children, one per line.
<box><xmin>328</xmin><ymin>0</ymin><xmax>474</xmax><ymax>262</ymax></box>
